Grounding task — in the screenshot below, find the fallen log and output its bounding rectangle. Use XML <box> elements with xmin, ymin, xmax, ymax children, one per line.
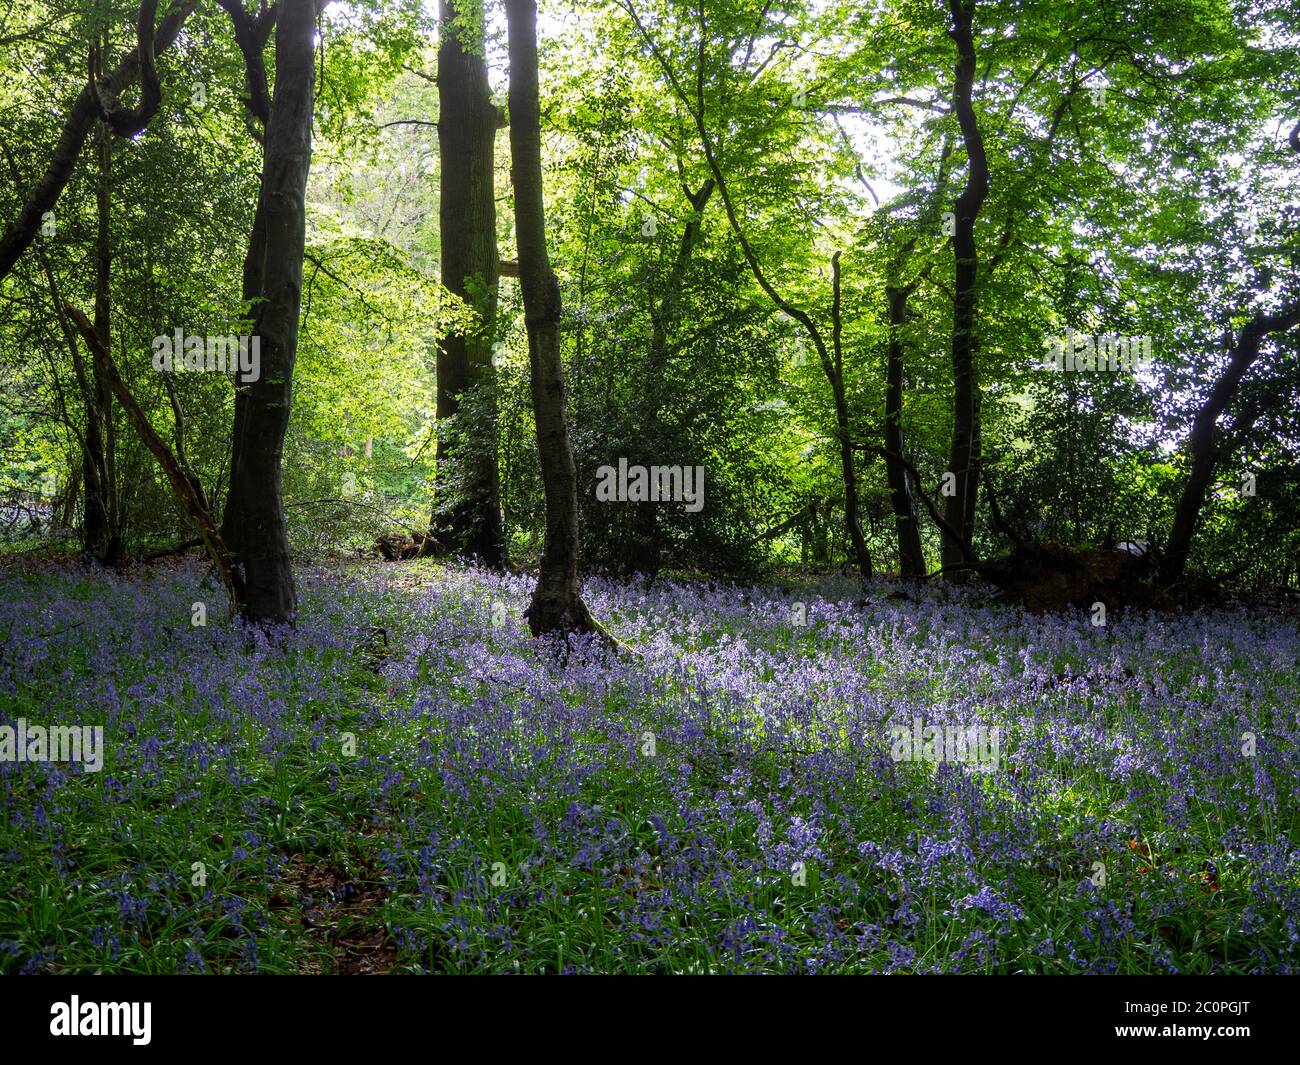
<box><xmin>375</xmin><ymin>531</ymin><xmax>428</xmax><ymax>561</ymax></box>
<box><xmin>139</xmin><ymin>538</ymin><xmax>202</xmax><ymax>562</ymax></box>
<box><xmin>965</xmin><ymin>543</ymin><xmax>1168</xmax><ymax>614</ymax></box>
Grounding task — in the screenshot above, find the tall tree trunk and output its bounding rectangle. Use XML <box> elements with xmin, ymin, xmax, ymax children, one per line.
<box><xmin>84</xmin><ymin>122</ymin><xmax>122</xmax><ymax>564</ymax></box>
<box><xmin>218</xmin><ymin>0</ymin><xmax>277</xmax><ymax>564</ymax></box>
<box><xmin>1159</xmin><ymin>304</ymin><xmax>1300</xmax><ymax>588</ymax></box>
<box><xmin>505</xmin><ymin>0</ymin><xmax>600</xmax><ymax>637</ymax></box>
<box><xmin>885</xmin><ymin>281</ymin><xmax>926</xmax><ymax>578</ymax></box>
<box><xmin>941</xmin><ymin>0</ymin><xmax>989</xmax><ymax>577</ymax></box>
<box><xmin>220</xmin><ymin>194</ymin><xmax>268</xmax><ymax>563</ymax></box>
<box><xmin>429</xmin><ymin>0</ymin><xmax>505</xmax><ymax>566</ymax></box>
<box><xmin>81</xmin><ymin>143</ymin><xmax>110</xmax><ymax>560</ymax></box>
<box><xmin>226</xmin><ymin>0</ymin><xmax>316</xmax><ymax>626</ymax></box>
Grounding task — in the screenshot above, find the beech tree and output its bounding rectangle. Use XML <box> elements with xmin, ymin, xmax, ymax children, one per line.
<box><xmin>428</xmin><ymin>0</ymin><xmax>506</xmax><ymax>566</ymax></box>
<box><xmin>223</xmin><ymin>0</ymin><xmax>317</xmax><ymax>625</ymax></box>
<box><xmin>505</xmin><ymin>0</ymin><xmax>603</xmax><ymax>636</ymax></box>
<box><xmin>939</xmin><ymin>0</ymin><xmax>989</xmax><ymax>577</ymax></box>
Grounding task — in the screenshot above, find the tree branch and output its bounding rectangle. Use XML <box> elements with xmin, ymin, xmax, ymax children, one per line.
<box><xmin>63</xmin><ymin>303</ymin><xmax>244</xmax><ymax>610</ymax></box>
<box><xmin>90</xmin><ymin>0</ymin><xmax>163</xmax><ymax>138</ymax></box>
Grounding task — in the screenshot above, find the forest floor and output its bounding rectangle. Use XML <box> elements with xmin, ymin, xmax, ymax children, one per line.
<box><xmin>1</xmin><ymin>557</ymin><xmax>1298</xmax><ymax>973</ymax></box>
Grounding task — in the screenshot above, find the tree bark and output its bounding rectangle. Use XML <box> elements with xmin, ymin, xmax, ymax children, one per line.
<box><xmin>941</xmin><ymin>0</ymin><xmax>989</xmax><ymax>577</ymax></box>
<box><xmin>830</xmin><ymin>252</ymin><xmax>872</xmax><ymax>579</ymax></box>
<box><xmin>219</xmin><ymin>195</ymin><xmax>268</xmax><ymax>563</ymax></box>
<box><xmin>225</xmin><ymin>0</ymin><xmax>316</xmax><ymax>626</ymax></box>
<box><xmin>885</xmin><ymin>281</ymin><xmax>926</xmax><ymax>578</ymax></box>
<box><xmin>217</xmin><ymin>0</ymin><xmax>277</xmax><ymax>563</ymax></box>
<box><xmin>505</xmin><ymin>0</ymin><xmax>600</xmax><ymax>638</ymax></box>
<box><xmin>1158</xmin><ymin>304</ymin><xmax>1300</xmax><ymax>588</ymax></box>
<box><xmin>83</xmin><ymin>122</ymin><xmax>122</xmax><ymax>564</ymax></box>
<box><xmin>429</xmin><ymin>0</ymin><xmax>506</xmax><ymax>566</ymax></box>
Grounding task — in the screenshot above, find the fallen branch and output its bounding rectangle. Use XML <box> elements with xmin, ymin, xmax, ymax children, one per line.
<box><xmin>742</xmin><ymin>502</ymin><xmax>816</xmax><ymax>548</ymax></box>
<box><xmin>284</xmin><ymin>496</ymin><xmax>426</xmax><ymax>537</ymax></box>
<box><xmin>139</xmin><ymin>538</ymin><xmax>202</xmax><ymax>562</ymax></box>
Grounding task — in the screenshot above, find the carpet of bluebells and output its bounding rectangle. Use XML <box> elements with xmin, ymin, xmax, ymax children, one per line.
<box><xmin>1</xmin><ymin>558</ymin><xmax>1298</xmax><ymax>974</ymax></box>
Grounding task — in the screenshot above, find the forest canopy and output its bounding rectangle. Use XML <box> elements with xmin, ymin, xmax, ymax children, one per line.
<box><xmin>1</xmin><ymin>0</ymin><xmax>1298</xmax><ymax>616</ymax></box>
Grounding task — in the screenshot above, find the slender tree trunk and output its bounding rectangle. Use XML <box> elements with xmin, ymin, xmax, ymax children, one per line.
<box><xmin>830</xmin><ymin>253</ymin><xmax>872</xmax><ymax>580</ymax></box>
<box><xmin>60</xmin><ymin>464</ymin><xmax>82</xmax><ymax>529</ymax></box>
<box><xmin>622</xmin><ymin>3</ymin><xmax>874</xmax><ymax>580</ymax></box>
<box><xmin>82</xmin><ymin>138</ymin><xmax>110</xmax><ymax>561</ymax></box>
<box><xmin>79</xmin><ymin>118</ymin><xmax>121</xmax><ymax>565</ymax></box>
<box><xmin>429</xmin><ymin>0</ymin><xmax>505</xmax><ymax>566</ymax></box>
<box><xmin>31</xmin><ymin>243</ymin><xmax>101</xmax><ymax>548</ymax></box>
<box><xmin>941</xmin><ymin>0</ymin><xmax>989</xmax><ymax>578</ymax></box>
<box><xmin>506</xmin><ymin>0</ymin><xmax>600</xmax><ymax>637</ymax></box>
<box><xmin>885</xmin><ymin>282</ymin><xmax>926</xmax><ymax>577</ymax></box>
<box><xmin>87</xmin><ymin>123</ymin><xmax>122</xmax><ymax>563</ymax></box>
<box><xmin>663</xmin><ymin>6</ymin><xmax>870</xmax><ymax>581</ymax></box>
<box><xmin>161</xmin><ymin>367</ymin><xmax>208</xmax><ymax>511</ymax></box>
<box><xmin>1159</xmin><ymin>304</ymin><xmax>1300</xmax><ymax>588</ymax></box>
<box><xmin>225</xmin><ymin>0</ymin><xmax>316</xmax><ymax>626</ymax></box>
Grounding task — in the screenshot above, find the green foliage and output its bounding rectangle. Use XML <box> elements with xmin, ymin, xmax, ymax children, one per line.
<box><xmin>0</xmin><ymin>0</ymin><xmax>1296</xmax><ymax>591</ymax></box>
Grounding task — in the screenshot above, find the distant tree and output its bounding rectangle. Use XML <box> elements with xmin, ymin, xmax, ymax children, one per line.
<box><xmin>428</xmin><ymin>0</ymin><xmax>506</xmax><ymax>566</ymax></box>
